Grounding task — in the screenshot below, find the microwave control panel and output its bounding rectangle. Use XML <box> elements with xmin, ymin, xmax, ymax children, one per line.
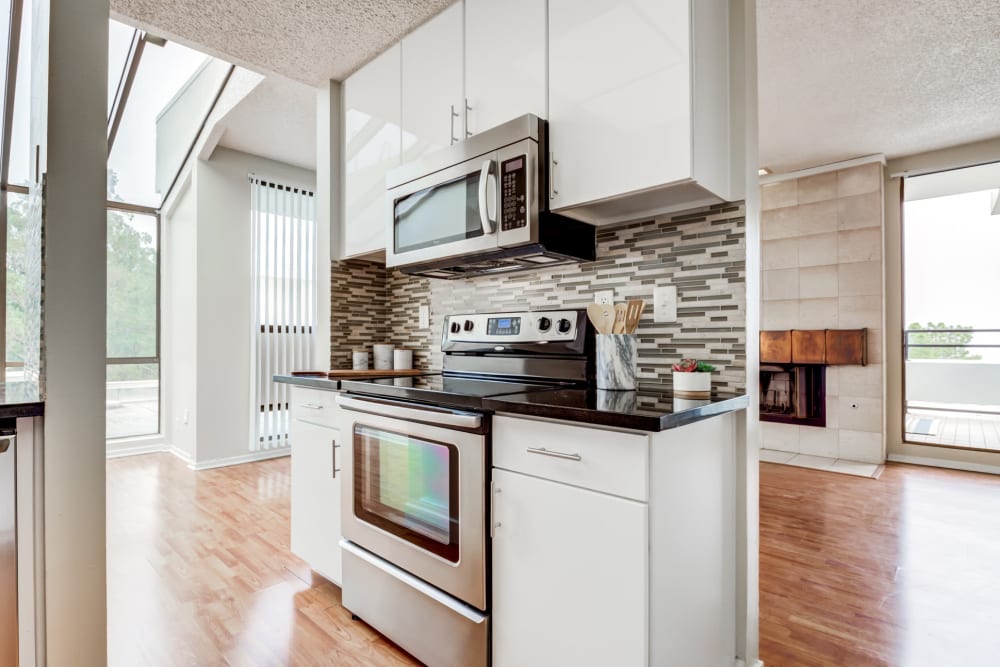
<box><xmin>500</xmin><ymin>155</ymin><xmax>527</xmax><ymax>232</ymax></box>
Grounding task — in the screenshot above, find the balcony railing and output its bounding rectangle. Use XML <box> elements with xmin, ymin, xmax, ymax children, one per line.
<box><xmin>904</xmin><ymin>328</ymin><xmax>1000</xmax><ymax>414</ymax></box>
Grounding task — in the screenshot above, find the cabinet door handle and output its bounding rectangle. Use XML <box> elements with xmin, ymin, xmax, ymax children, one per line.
<box><xmin>526</xmin><ymin>446</ymin><xmax>581</xmax><ymax>462</ymax></box>
<box><xmin>300</xmin><ymin>403</ymin><xmax>323</xmax><ymax>410</ymax></box>
<box><xmin>450</xmin><ymin>104</ymin><xmax>460</xmax><ymax>145</ymax></box>
<box><xmin>465</xmin><ymin>98</ymin><xmax>473</xmax><ymax>138</ymax></box>
<box><xmin>549</xmin><ymin>153</ymin><xmax>559</xmax><ymax>200</ymax></box>
<box><xmin>490</xmin><ymin>481</ymin><xmax>501</xmax><ymax>538</ymax></box>
<box><xmin>331</xmin><ymin>439</ymin><xmax>341</xmax><ymax>478</ymax></box>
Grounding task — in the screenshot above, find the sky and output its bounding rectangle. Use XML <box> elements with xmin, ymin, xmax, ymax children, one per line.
<box><xmin>904</xmin><ymin>188</ymin><xmax>1000</xmax><ymax>361</ymax></box>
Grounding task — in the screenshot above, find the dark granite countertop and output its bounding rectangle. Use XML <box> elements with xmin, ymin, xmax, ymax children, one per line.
<box><xmin>0</xmin><ymin>381</ymin><xmax>45</xmax><ymax>418</ymax></box>
<box><xmin>276</xmin><ymin>374</ymin><xmax>747</xmax><ymax>432</ymax></box>
<box><xmin>483</xmin><ymin>384</ymin><xmax>748</xmax><ymax>432</ymax></box>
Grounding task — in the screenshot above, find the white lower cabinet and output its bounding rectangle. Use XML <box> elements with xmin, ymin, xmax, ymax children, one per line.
<box><xmin>290</xmin><ymin>415</ymin><xmax>342</xmax><ymax>584</ymax></box>
<box><xmin>491</xmin><ymin>468</ymin><xmax>648</xmax><ymax>667</ymax></box>
<box><xmin>491</xmin><ymin>414</ymin><xmax>739</xmax><ymax>667</ymax></box>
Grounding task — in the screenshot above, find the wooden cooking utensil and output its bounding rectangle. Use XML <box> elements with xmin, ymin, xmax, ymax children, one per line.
<box><xmin>624</xmin><ymin>299</ymin><xmax>645</xmax><ymax>333</ymax></box>
<box><xmin>587</xmin><ymin>303</ymin><xmax>615</xmax><ymax>334</ymax></box>
<box><xmin>613</xmin><ymin>303</ymin><xmax>628</xmax><ymax>334</ymax></box>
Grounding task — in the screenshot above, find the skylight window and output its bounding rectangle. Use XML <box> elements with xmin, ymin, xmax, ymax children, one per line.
<box><xmin>107</xmin><ymin>35</ymin><xmax>223</xmax><ymax>207</ymax></box>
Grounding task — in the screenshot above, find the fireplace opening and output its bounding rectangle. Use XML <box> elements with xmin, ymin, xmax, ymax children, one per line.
<box><xmin>760</xmin><ymin>364</ymin><xmax>826</xmax><ymax>427</ymax></box>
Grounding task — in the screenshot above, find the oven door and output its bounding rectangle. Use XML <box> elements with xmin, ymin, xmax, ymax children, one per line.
<box><xmin>386</xmin><ymin>151</ymin><xmax>500</xmax><ymax>268</ymax></box>
<box><xmin>337</xmin><ymin>394</ymin><xmax>487</xmax><ymax>610</ymax></box>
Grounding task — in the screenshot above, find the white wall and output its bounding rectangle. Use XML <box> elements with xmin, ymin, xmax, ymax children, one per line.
<box><xmin>155</xmin><ymin>59</ymin><xmax>231</xmax><ymax>195</ymax></box>
<box><xmin>162</xmin><ymin>147</ymin><xmax>316</xmax><ymax>468</ymax></box>
<box><xmin>161</xmin><ymin>177</ymin><xmax>199</xmax><ymax>461</ymax></box>
<box><xmin>906</xmin><ymin>360</ymin><xmax>1000</xmax><ymax>408</ymax></box>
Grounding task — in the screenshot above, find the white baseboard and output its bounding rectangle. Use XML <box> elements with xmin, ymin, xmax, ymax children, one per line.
<box><xmin>734</xmin><ymin>660</ymin><xmax>764</xmax><ymax>667</ymax></box>
<box><xmin>167</xmin><ymin>445</ymin><xmax>196</xmax><ymax>467</ymax></box>
<box><xmin>106</xmin><ymin>435</ymin><xmax>167</xmax><ymax>459</ymax></box>
<box><xmin>186</xmin><ymin>447</ymin><xmax>290</xmax><ymax>471</ymax></box>
<box><xmin>888</xmin><ymin>453</ymin><xmax>1000</xmax><ymax>476</ymax></box>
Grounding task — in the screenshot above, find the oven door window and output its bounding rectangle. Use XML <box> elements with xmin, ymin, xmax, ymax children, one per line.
<box><xmin>394</xmin><ymin>170</ymin><xmax>483</xmax><ymax>254</ymax></box>
<box><xmin>353</xmin><ymin>425</ymin><xmax>459</xmax><ymax>562</ymax></box>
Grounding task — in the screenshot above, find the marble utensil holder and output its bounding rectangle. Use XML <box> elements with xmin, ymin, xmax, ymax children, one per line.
<box><xmin>596</xmin><ymin>334</ymin><xmax>637</xmax><ymax>390</ymax></box>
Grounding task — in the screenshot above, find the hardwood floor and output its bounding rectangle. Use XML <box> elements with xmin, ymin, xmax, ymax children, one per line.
<box><xmin>760</xmin><ymin>461</ymin><xmax>1000</xmax><ymax>667</ymax></box>
<box><xmin>109</xmin><ymin>453</ymin><xmax>1000</xmax><ymax>666</ymax></box>
<box><xmin>107</xmin><ymin>453</ymin><xmax>420</xmax><ymax>667</ymax></box>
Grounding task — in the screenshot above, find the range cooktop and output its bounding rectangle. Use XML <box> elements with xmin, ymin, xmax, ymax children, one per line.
<box><xmin>340</xmin><ymin>373</ymin><xmax>569</xmax><ymax>410</ymax></box>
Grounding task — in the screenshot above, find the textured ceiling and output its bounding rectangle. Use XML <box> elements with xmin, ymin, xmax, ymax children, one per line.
<box><xmin>758</xmin><ymin>0</ymin><xmax>1000</xmax><ymax>173</ymax></box>
<box><xmin>218</xmin><ymin>76</ymin><xmax>318</xmax><ymax>170</ymax></box>
<box><xmin>110</xmin><ymin>0</ymin><xmax>454</xmax><ymax>84</ymax></box>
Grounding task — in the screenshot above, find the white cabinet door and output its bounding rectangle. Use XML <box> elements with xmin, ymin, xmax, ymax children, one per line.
<box><xmin>343</xmin><ymin>43</ymin><xmax>401</xmax><ymax>258</ymax></box>
<box><xmin>491</xmin><ymin>468</ymin><xmax>648</xmax><ymax>667</ymax></box>
<box><xmin>290</xmin><ymin>418</ymin><xmax>342</xmax><ymax>584</ymax></box>
<box><xmin>548</xmin><ymin>0</ymin><xmax>691</xmax><ymax>210</ymax></box>
<box><xmin>401</xmin><ymin>2</ymin><xmax>464</xmax><ymax>163</ymax></box>
<box><xmin>464</xmin><ymin>0</ymin><xmax>546</xmax><ymax>135</ymax></box>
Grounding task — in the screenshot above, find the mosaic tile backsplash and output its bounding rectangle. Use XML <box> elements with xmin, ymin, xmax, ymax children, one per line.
<box><xmin>331</xmin><ymin>201</ymin><xmax>747</xmax><ymax>395</ymax></box>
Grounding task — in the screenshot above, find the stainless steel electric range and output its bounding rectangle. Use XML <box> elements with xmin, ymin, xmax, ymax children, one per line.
<box><xmin>336</xmin><ymin>309</ymin><xmax>592</xmax><ymax>667</ymax></box>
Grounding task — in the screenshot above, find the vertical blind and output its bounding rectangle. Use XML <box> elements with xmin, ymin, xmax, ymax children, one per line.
<box><xmin>249</xmin><ymin>177</ymin><xmax>316</xmax><ymax>451</ymax></box>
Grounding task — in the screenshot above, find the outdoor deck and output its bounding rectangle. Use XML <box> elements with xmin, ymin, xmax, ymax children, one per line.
<box><xmin>905</xmin><ymin>408</ymin><xmax>1000</xmax><ymax>450</ymax></box>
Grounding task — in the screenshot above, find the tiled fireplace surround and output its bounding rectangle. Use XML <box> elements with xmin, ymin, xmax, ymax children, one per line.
<box><xmin>331</xmin><ymin>202</ymin><xmax>748</xmax><ymax>396</ymax></box>
<box><xmin>760</xmin><ymin>162</ymin><xmax>885</xmax><ymax>464</ymax></box>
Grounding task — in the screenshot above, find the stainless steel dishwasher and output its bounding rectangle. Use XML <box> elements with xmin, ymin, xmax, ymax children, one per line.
<box><xmin>0</xmin><ymin>425</ymin><xmax>16</xmax><ymax>664</ymax></box>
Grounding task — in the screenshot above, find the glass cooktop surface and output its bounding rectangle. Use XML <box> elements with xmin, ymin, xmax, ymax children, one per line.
<box><xmin>341</xmin><ymin>373</ymin><xmax>567</xmax><ymax>409</ymax></box>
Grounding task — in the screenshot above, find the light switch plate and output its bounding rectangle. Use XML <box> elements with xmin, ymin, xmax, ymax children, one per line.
<box><xmin>595</xmin><ymin>290</ymin><xmax>614</xmax><ymax>305</ymax></box>
<box><xmin>418</xmin><ymin>304</ymin><xmax>430</xmax><ymax>329</ymax></box>
<box><xmin>653</xmin><ymin>285</ymin><xmax>677</xmax><ymax>323</ymax></box>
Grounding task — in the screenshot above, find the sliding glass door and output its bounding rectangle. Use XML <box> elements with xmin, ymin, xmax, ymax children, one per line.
<box><xmin>902</xmin><ymin>163</ymin><xmax>1000</xmax><ymax>451</ymax></box>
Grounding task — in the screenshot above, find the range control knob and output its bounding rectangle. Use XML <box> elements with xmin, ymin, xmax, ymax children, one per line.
<box><xmin>464</xmin><ymin>319</ymin><xmax>475</xmax><ymax>332</ymax></box>
<box><xmin>537</xmin><ymin>316</ymin><xmax>552</xmax><ymax>332</ymax></box>
<box><xmin>450</xmin><ymin>320</ymin><xmax>462</xmax><ymax>334</ymax></box>
<box><xmin>557</xmin><ymin>318</ymin><xmax>573</xmax><ymax>334</ymax></box>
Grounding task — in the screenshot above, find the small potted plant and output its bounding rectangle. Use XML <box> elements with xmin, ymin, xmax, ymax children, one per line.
<box><xmin>671</xmin><ymin>358</ymin><xmax>715</xmax><ymax>398</ymax></box>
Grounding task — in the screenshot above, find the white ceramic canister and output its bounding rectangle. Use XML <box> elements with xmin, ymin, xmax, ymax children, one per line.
<box><xmin>373</xmin><ymin>343</ymin><xmax>395</xmax><ymax>370</ymax></box>
<box><xmin>351</xmin><ymin>349</ymin><xmax>369</xmax><ymax>371</ymax></box>
<box><xmin>393</xmin><ymin>348</ymin><xmax>413</xmax><ymax>370</ymax></box>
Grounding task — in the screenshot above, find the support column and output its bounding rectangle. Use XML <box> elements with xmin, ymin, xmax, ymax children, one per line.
<box><xmin>36</xmin><ymin>0</ymin><xmax>109</xmax><ymax>665</ymax></box>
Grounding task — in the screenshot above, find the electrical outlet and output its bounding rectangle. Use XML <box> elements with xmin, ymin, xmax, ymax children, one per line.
<box><xmin>595</xmin><ymin>290</ymin><xmax>614</xmax><ymax>305</ymax></box>
<box><xmin>653</xmin><ymin>285</ymin><xmax>677</xmax><ymax>323</ymax></box>
<box><xmin>182</xmin><ymin>409</ymin><xmax>190</xmax><ymax>425</ymax></box>
<box><xmin>419</xmin><ymin>304</ymin><xmax>430</xmax><ymax>329</ymax></box>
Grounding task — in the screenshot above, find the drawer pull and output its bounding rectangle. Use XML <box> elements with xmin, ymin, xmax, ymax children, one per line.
<box><xmin>526</xmin><ymin>446</ymin><xmax>582</xmax><ymax>462</ymax></box>
<box><xmin>300</xmin><ymin>403</ymin><xmax>324</xmax><ymax>410</ymax></box>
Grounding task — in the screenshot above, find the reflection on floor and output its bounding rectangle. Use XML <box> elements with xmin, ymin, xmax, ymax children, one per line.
<box><xmin>760</xmin><ymin>448</ymin><xmax>882</xmax><ymax>478</ymax></box>
<box><xmin>107</xmin><ymin>453</ymin><xmax>418</xmax><ymax>667</ymax></box>
<box><xmin>109</xmin><ymin>453</ymin><xmax>1000</xmax><ymax>666</ymax></box>
<box><xmin>905</xmin><ymin>408</ymin><xmax>1000</xmax><ymax>450</ymax></box>
<box><xmin>761</xmin><ymin>461</ymin><xmax>1000</xmax><ymax>667</ymax></box>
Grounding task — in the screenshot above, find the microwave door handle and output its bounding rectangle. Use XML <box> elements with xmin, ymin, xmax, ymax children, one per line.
<box><xmin>478</xmin><ymin>159</ymin><xmax>497</xmax><ymax>235</ymax></box>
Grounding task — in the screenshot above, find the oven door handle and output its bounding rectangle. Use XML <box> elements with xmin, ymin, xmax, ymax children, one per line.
<box><xmin>477</xmin><ymin>158</ymin><xmax>496</xmax><ymax>235</ymax></box>
<box><xmin>338</xmin><ymin>395</ymin><xmax>483</xmax><ymax>429</ymax></box>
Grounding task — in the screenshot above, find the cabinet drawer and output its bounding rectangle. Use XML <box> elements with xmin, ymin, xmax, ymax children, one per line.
<box><xmin>492</xmin><ymin>417</ymin><xmax>648</xmax><ymax>501</ymax></box>
<box><xmin>290</xmin><ymin>386</ymin><xmax>341</xmax><ymax>428</ymax></box>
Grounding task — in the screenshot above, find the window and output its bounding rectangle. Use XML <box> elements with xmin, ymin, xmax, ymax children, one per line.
<box><xmin>106</xmin><ymin>208</ymin><xmax>159</xmax><ymax>439</ymax></box>
<box><xmin>103</xmin><ymin>20</ymin><xmax>233</xmax><ymax>441</ymax></box>
<box><xmin>250</xmin><ymin>179</ymin><xmax>316</xmax><ymax>451</ymax></box>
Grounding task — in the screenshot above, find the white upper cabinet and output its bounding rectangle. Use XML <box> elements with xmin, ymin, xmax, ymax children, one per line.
<box><xmin>464</xmin><ymin>0</ymin><xmax>547</xmax><ymax>135</ymax></box>
<box><xmin>401</xmin><ymin>3</ymin><xmax>465</xmax><ymax>163</ymax></box>
<box><xmin>548</xmin><ymin>0</ymin><xmax>736</xmax><ymax>225</ymax></box>
<box><xmin>343</xmin><ymin>44</ymin><xmax>401</xmax><ymax>258</ymax></box>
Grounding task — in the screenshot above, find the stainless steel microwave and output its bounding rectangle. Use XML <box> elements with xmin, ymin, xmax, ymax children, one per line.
<box><xmin>385</xmin><ymin>114</ymin><xmax>595</xmax><ymax>279</ymax></box>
